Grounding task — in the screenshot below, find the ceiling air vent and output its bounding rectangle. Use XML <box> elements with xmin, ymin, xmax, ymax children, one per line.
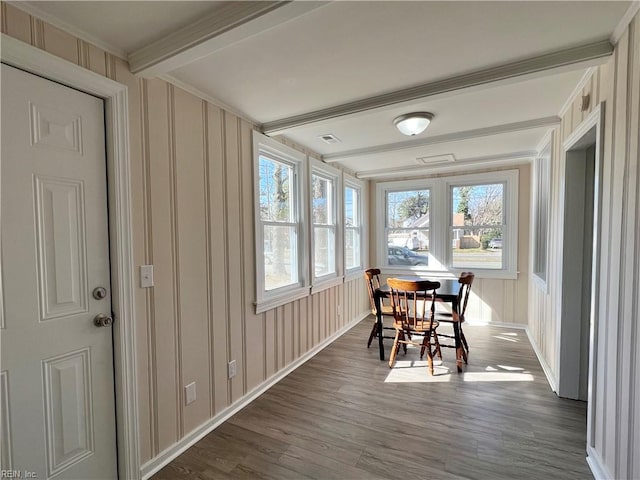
<box><xmin>416</xmin><ymin>154</ymin><xmax>456</xmax><ymax>165</ymax></box>
<box><xmin>318</xmin><ymin>134</ymin><xmax>341</xmax><ymax>144</ymax></box>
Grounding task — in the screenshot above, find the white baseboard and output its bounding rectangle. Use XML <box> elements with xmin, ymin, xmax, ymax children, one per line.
<box><xmin>586</xmin><ymin>445</ymin><xmax>612</xmax><ymax>480</ymax></box>
<box><xmin>524</xmin><ymin>326</ymin><xmax>558</xmax><ymax>393</ymax></box>
<box><xmin>140</xmin><ymin>310</ymin><xmax>369</xmax><ymax>479</ymax></box>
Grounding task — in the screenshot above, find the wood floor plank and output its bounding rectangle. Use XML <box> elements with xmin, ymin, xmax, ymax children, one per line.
<box><xmin>152</xmin><ymin>320</ymin><xmax>593</xmax><ymax>480</ymax></box>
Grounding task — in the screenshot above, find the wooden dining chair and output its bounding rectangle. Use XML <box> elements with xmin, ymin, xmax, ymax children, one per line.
<box><xmin>433</xmin><ymin>272</ymin><xmax>474</xmax><ymax>359</ymax></box>
<box><xmin>387</xmin><ymin>278</ymin><xmax>441</xmax><ymax>375</ymax></box>
<box><xmin>364</xmin><ymin>268</ymin><xmax>396</xmax><ymax>347</ymax></box>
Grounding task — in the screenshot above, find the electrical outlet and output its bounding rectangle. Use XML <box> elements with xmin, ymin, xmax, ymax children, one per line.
<box><xmin>140</xmin><ymin>265</ymin><xmax>154</xmax><ymax>288</ymax></box>
<box><xmin>228</xmin><ymin>360</ymin><xmax>237</xmax><ymax>379</ymax></box>
<box><xmin>185</xmin><ymin>382</ymin><xmax>196</xmax><ymax>405</ymax></box>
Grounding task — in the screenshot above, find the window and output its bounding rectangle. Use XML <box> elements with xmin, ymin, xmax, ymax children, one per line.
<box><xmin>385</xmin><ymin>189</ymin><xmax>431</xmax><ymax>268</ymax></box>
<box><xmin>344</xmin><ymin>175</ymin><xmax>365</xmax><ymax>274</ymax></box>
<box><xmin>310</xmin><ymin>159</ymin><xmax>341</xmax><ymax>289</ymax></box>
<box><xmin>533</xmin><ymin>138</ymin><xmax>551</xmax><ymax>284</ymax></box>
<box><xmin>254</xmin><ymin>132</ymin><xmax>308</xmax><ymax>313</ymax></box>
<box><xmin>376</xmin><ymin>170</ymin><xmax>519</xmax><ymax>278</ymax></box>
<box><xmin>450</xmin><ymin>183</ymin><xmax>505</xmax><ymax>270</ymax></box>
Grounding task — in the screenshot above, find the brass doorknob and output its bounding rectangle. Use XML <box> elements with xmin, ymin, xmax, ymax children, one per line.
<box><xmin>94</xmin><ymin>314</ymin><xmax>113</xmax><ymax>327</ymax></box>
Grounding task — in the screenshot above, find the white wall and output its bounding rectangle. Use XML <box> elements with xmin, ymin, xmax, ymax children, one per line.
<box><xmin>528</xmin><ymin>11</ymin><xmax>640</xmax><ymax>479</ymax></box>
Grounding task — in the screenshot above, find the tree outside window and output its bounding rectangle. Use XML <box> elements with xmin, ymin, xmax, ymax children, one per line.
<box><xmin>451</xmin><ymin>183</ymin><xmax>504</xmax><ymax>269</ymax></box>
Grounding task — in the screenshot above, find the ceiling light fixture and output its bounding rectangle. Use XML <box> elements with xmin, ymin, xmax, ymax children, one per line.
<box><xmin>393</xmin><ymin>112</ymin><xmax>434</xmax><ymax>136</ymax></box>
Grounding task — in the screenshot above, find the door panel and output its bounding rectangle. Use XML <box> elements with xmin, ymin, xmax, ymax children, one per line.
<box><xmin>1</xmin><ymin>64</ymin><xmax>117</xmax><ymax>479</ymax></box>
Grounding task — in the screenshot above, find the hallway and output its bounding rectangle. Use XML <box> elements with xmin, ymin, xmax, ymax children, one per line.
<box><xmin>154</xmin><ymin>321</ymin><xmax>592</xmax><ymax>479</ymax></box>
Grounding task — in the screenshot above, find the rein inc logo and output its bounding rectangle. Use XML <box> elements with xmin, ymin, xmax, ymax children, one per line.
<box><xmin>1</xmin><ymin>471</ymin><xmax>37</xmax><ymax>478</ymax></box>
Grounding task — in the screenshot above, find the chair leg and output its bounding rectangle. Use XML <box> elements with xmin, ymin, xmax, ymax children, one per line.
<box><xmin>460</xmin><ymin>327</ymin><xmax>469</xmax><ymax>353</ymax></box>
<box><xmin>432</xmin><ymin>330</ymin><xmax>442</xmax><ymax>360</ymax></box>
<box><xmin>424</xmin><ymin>336</ymin><xmax>434</xmax><ymax>376</ymax></box>
<box><xmin>388</xmin><ymin>330</ymin><xmax>401</xmax><ymax>368</ymax></box>
<box><xmin>367</xmin><ymin>321</ymin><xmax>378</xmax><ymax>348</ymax></box>
<box><xmin>420</xmin><ymin>334</ymin><xmax>428</xmax><ymax>359</ymax></box>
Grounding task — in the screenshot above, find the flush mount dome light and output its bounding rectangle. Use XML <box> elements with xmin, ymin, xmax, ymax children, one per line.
<box><xmin>393</xmin><ymin>112</ymin><xmax>434</xmax><ymax>136</ymax></box>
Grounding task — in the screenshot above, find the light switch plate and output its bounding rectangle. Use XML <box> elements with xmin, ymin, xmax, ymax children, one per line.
<box><xmin>185</xmin><ymin>382</ymin><xmax>196</xmax><ymax>405</ymax></box>
<box><xmin>140</xmin><ymin>265</ymin><xmax>154</xmax><ymax>288</ymax></box>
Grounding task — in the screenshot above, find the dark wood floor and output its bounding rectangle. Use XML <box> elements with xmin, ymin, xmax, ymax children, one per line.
<box><xmin>153</xmin><ymin>318</ymin><xmax>593</xmax><ymax>480</ymax></box>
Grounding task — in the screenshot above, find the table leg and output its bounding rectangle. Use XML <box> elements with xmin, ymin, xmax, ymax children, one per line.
<box><xmin>452</xmin><ymin>301</ymin><xmax>463</xmax><ymax>373</ymax></box>
<box><xmin>375</xmin><ymin>293</ymin><xmax>385</xmax><ymax>361</ymax></box>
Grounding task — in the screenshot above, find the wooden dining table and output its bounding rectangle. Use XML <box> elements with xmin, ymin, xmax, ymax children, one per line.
<box><xmin>374</xmin><ymin>277</ymin><xmax>465</xmax><ymax>372</ymax></box>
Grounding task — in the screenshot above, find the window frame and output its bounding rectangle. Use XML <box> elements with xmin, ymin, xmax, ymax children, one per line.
<box><xmin>309</xmin><ymin>158</ymin><xmax>343</xmax><ymax>292</ymax></box>
<box><xmin>344</xmin><ymin>174</ymin><xmax>366</xmax><ymax>280</ymax></box>
<box><xmin>532</xmin><ymin>133</ymin><xmax>552</xmax><ymax>289</ymax></box>
<box><xmin>376</xmin><ymin>170</ymin><xmax>519</xmax><ymax>279</ymax></box>
<box><xmin>253</xmin><ymin>132</ymin><xmax>309</xmax><ymax>313</ymax></box>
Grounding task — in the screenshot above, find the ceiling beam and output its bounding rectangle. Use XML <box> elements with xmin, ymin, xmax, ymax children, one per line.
<box><xmin>262</xmin><ymin>40</ymin><xmax>612</xmax><ymax>135</ymax></box>
<box><xmin>356</xmin><ymin>151</ymin><xmax>537</xmax><ymax>180</ymax></box>
<box><xmin>323</xmin><ymin>116</ymin><xmax>560</xmax><ymax>162</ymax></box>
<box><xmin>129</xmin><ymin>1</ymin><xmax>328</xmax><ymax>77</ymax></box>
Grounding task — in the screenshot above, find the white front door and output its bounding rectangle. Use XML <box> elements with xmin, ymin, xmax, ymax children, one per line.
<box><xmin>1</xmin><ymin>64</ymin><xmax>117</xmax><ymax>479</ymax></box>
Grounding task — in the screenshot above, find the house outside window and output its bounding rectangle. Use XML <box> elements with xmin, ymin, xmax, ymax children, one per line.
<box><xmin>385</xmin><ymin>189</ymin><xmax>431</xmax><ymax>268</ymax></box>
<box><xmin>377</xmin><ymin>170</ymin><xmax>518</xmax><ymax>278</ymax></box>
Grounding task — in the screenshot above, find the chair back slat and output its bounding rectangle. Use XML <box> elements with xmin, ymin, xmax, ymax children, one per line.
<box><xmin>457</xmin><ymin>272</ymin><xmax>475</xmax><ymax>319</ymax></box>
<box><xmin>387</xmin><ymin>278</ymin><xmax>440</xmax><ymax>331</ymax></box>
<box><xmin>364</xmin><ymin>268</ymin><xmax>382</xmax><ymax>313</ymax></box>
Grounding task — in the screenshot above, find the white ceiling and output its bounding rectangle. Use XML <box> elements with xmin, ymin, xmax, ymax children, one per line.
<box><xmin>23</xmin><ymin>0</ymin><xmax>634</xmax><ymax>178</ymax></box>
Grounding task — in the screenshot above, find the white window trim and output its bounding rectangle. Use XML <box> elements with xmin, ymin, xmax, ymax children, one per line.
<box><xmin>309</xmin><ymin>158</ymin><xmax>343</xmax><ymax>293</ymax></box>
<box><xmin>532</xmin><ymin>132</ymin><xmax>552</xmax><ymax>291</ymax></box>
<box><xmin>376</xmin><ymin>170</ymin><xmax>519</xmax><ymax>279</ymax></box>
<box><xmin>344</xmin><ymin>173</ymin><xmax>367</xmax><ymax>281</ymax></box>
<box><xmin>253</xmin><ymin>131</ymin><xmax>309</xmax><ymax>313</ymax></box>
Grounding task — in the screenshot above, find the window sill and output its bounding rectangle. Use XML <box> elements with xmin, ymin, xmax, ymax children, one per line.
<box><xmin>255</xmin><ymin>285</ymin><xmax>310</xmax><ymax>314</ymax></box>
<box><xmin>344</xmin><ymin>269</ymin><xmax>365</xmax><ymax>282</ymax></box>
<box><xmin>311</xmin><ymin>275</ymin><xmax>344</xmax><ymax>294</ymax></box>
<box><xmin>381</xmin><ymin>266</ymin><xmax>519</xmax><ymax>280</ymax></box>
<box><xmin>532</xmin><ymin>273</ymin><xmax>548</xmax><ymax>293</ymax></box>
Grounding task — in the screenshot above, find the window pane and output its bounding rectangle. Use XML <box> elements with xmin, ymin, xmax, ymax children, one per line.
<box><xmin>259</xmin><ymin>156</ymin><xmax>293</xmax><ymax>222</ymax></box>
<box><xmin>451</xmin><ymin>226</ymin><xmax>503</xmax><ymax>269</ymax></box>
<box><xmin>314</xmin><ymin>226</ymin><xmax>335</xmax><ymax>277</ymax></box>
<box><xmin>345</xmin><ymin>186</ymin><xmax>358</xmax><ymax>226</ymax></box>
<box><xmin>387</xmin><ymin>190</ymin><xmax>430</xmax><ymax>229</ymax></box>
<box><xmin>345</xmin><ymin>228</ymin><xmax>360</xmax><ymax>270</ymax></box>
<box><xmin>386</xmin><ymin>230</ymin><xmax>430</xmax><ymax>267</ymax></box>
<box><xmin>312</xmin><ymin>174</ymin><xmax>332</xmax><ymax>225</ymax></box>
<box><xmin>264</xmin><ymin>225</ymin><xmax>298</xmax><ymax>290</ymax></box>
<box><xmin>452</xmin><ymin>184</ymin><xmax>503</xmax><ymax>226</ymax></box>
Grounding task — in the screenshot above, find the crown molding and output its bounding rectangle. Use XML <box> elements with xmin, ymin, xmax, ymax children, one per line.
<box><xmin>558</xmin><ymin>66</ymin><xmax>597</xmax><ymax>118</ymax></box>
<box><xmin>610</xmin><ymin>1</ymin><xmax>640</xmax><ymax>45</ymax></box>
<box><xmin>323</xmin><ymin>116</ymin><xmax>559</xmax><ymax>163</ymax></box>
<box><xmin>262</xmin><ymin>39</ymin><xmax>612</xmax><ymax>135</ymax></box>
<box><xmin>129</xmin><ymin>1</ymin><xmax>328</xmax><ymax>77</ymax></box>
<box><xmin>10</xmin><ymin>1</ymin><xmax>127</xmax><ymax>59</ymax></box>
<box><xmin>356</xmin><ymin>151</ymin><xmax>536</xmax><ymax>179</ymax></box>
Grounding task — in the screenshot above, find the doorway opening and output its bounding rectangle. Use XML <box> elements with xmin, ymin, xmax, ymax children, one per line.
<box><xmin>557</xmin><ymin>103</ymin><xmax>604</xmax><ymax>458</ymax></box>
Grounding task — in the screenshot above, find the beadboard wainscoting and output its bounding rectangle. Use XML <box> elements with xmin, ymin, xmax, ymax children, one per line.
<box><xmin>0</xmin><ymin>3</ymin><xmax>371</xmax><ymax>475</ymax></box>
<box><xmin>528</xmin><ymin>11</ymin><xmax>640</xmax><ymax>480</ymax></box>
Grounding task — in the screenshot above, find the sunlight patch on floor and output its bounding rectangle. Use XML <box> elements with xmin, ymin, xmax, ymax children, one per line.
<box><xmin>385</xmin><ymin>361</ymin><xmax>534</xmax><ymax>383</ymax></box>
